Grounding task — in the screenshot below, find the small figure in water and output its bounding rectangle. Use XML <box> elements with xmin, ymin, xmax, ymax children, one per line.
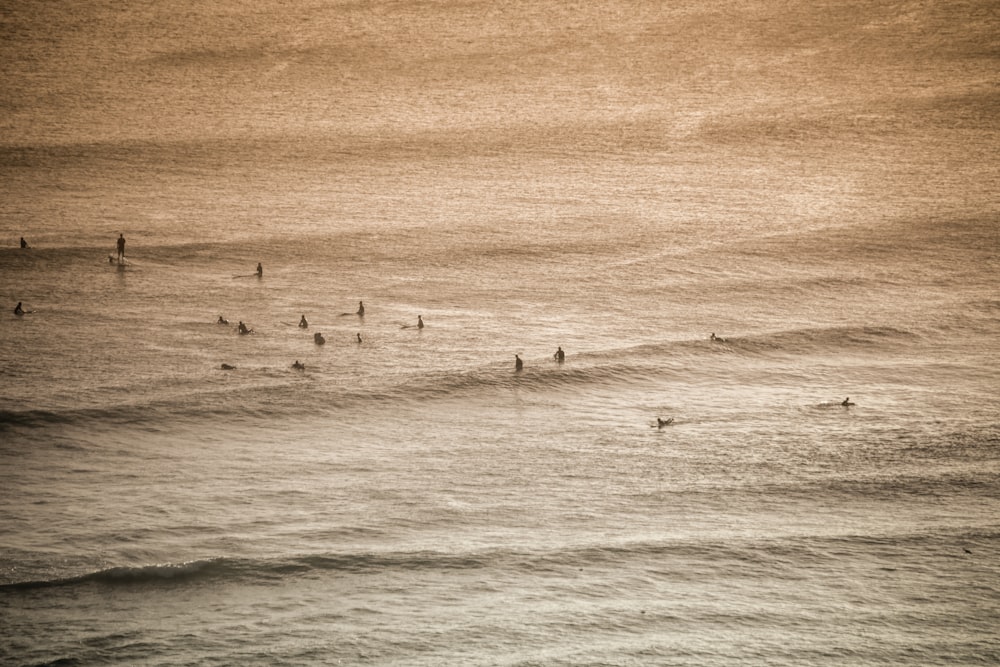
<box><xmin>710</xmin><ymin>333</ymin><xmax>726</xmax><ymax>342</ymax></box>
<box><xmin>238</xmin><ymin>321</ymin><xmax>251</xmax><ymax>335</ymax></box>
<box><xmin>417</xmin><ymin>315</ymin><xmax>424</xmax><ymax>329</ymax></box>
<box><xmin>256</xmin><ymin>262</ymin><xmax>263</xmax><ymax>278</ymax></box>
<box><xmin>356</xmin><ymin>333</ymin><xmax>362</xmax><ymax>343</ymax></box>
<box><xmin>314</xmin><ymin>332</ymin><xmax>326</xmax><ymax>345</ymax></box>
<box><xmin>841</xmin><ymin>397</ymin><xmax>855</xmax><ymax>407</ymax></box>
<box><xmin>515</xmin><ymin>354</ymin><xmax>523</xmax><ymax>371</ymax></box>
<box><xmin>220</xmin><ymin>363</ymin><xmax>236</xmax><ymax>370</ymax></box>
<box><xmin>292</xmin><ymin>360</ymin><xmax>305</xmax><ymax>370</ymax></box>
<box><xmin>357</xmin><ymin>301</ymin><xmax>365</xmax><ymax>316</ymax></box>
<box><xmin>20</xmin><ymin>237</ymin><xmax>28</xmax><ymax>249</ymax></box>
<box><xmin>299</xmin><ymin>315</ymin><xmax>308</xmax><ymax>328</ymax></box>
<box><xmin>217</xmin><ymin>315</ymin><xmax>229</xmax><ymax>325</ymax></box>
<box><xmin>554</xmin><ymin>346</ymin><xmax>565</xmax><ymax>362</ymax></box>
<box><xmin>14</xmin><ymin>301</ymin><xmax>25</xmax><ymax>316</ymax></box>
<box><xmin>116</xmin><ymin>233</ymin><xmax>126</xmax><ymax>263</ymax></box>
<box><xmin>657</xmin><ymin>417</ymin><xmax>674</xmax><ymax>428</ymax></box>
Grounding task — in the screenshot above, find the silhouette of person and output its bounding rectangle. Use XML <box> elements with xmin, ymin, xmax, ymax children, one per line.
<box><xmin>657</xmin><ymin>417</ymin><xmax>674</xmax><ymax>428</ymax></box>
<box><xmin>314</xmin><ymin>332</ymin><xmax>325</xmax><ymax>345</ymax></box>
<box><xmin>356</xmin><ymin>333</ymin><xmax>362</xmax><ymax>343</ymax></box>
<box><xmin>841</xmin><ymin>397</ymin><xmax>854</xmax><ymax>406</ymax></box>
<box><xmin>14</xmin><ymin>301</ymin><xmax>24</xmax><ymax>315</ymax></box>
<box><xmin>256</xmin><ymin>262</ymin><xmax>263</xmax><ymax>278</ymax></box>
<box><xmin>417</xmin><ymin>315</ymin><xmax>424</xmax><ymax>329</ymax></box>
<box><xmin>238</xmin><ymin>321</ymin><xmax>250</xmax><ymax>335</ymax></box>
<box><xmin>20</xmin><ymin>237</ymin><xmax>28</xmax><ymax>249</ymax></box>
<box><xmin>293</xmin><ymin>360</ymin><xmax>305</xmax><ymax>369</ymax></box>
<box><xmin>357</xmin><ymin>301</ymin><xmax>365</xmax><ymax>316</ymax></box>
<box><xmin>515</xmin><ymin>354</ymin><xmax>523</xmax><ymax>371</ymax></box>
<box><xmin>554</xmin><ymin>346</ymin><xmax>565</xmax><ymax>362</ymax></box>
<box><xmin>299</xmin><ymin>315</ymin><xmax>308</xmax><ymax>328</ymax></box>
<box><xmin>218</xmin><ymin>315</ymin><xmax>229</xmax><ymax>325</ymax></box>
<box><xmin>116</xmin><ymin>234</ymin><xmax>126</xmax><ymax>262</ymax></box>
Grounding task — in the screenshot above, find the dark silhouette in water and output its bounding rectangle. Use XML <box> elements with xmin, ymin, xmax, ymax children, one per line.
<box><xmin>20</xmin><ymin>237</ymin><xmax>28</xmax><ymax>249</ymax></box>
<box><xmin>356</xmin><ymin>333</ymin><xmax>362</xmax><ymax>343</ymax></box>
<box><xmin>14</xmin><ymin>301</ymin><xmax>25</xmax><ymax>316</ymax></box>
<box><xmin>238</xmin><ymin>321</ymin><xmax>252</xmax><ymax>335</ymax></box>
<box><xmin>116</xmin><ymin>233</ymin><xmax>126</xmax><ymax>263</ymax></box>
<box><xmin>515</xmin><ymin>354</ymin><xmax>523</xmax><ymax>371</ymax></box>
<box><xmin>299</xmin><ymin>315</ymin><xmax>308</xmax><ymax>328</ymax></box>
<box><xmin>256</xmin><ymin>262</ymin><xmax>263</xmax><ymax>278</ymax></box>
<box><xmin>357</xmin><ymin>301</ymin><xmax>365</xmax><ymax>316</ymax></box>
<box><xmin>841</xmin><ymin>397</ymin><xmax>855</xmax><ymax>406</ymax></box>
<box><xmin>220</xmin><ymin>363</ymin><xmax>236</xmax><ymax>370</ymax></box>
<box><xmin>657</xmin><ymin>417</ymin><xmax>674</xmax><ymax>428</ymax></box>
<box><xmin>292</xmin><ymin>360</ymin><xmax>305</xmax><ymax>370</ymax></box>
<box><xmin>417</xmin><ymin>315</ymin><xmax>424</xmax><ymax>329</ymax></box>
<box><xmin>314</xmin><ymin>332</ymin><xmax>325</xmax><ymax>345</ymax></box>
<box><xmin>710</xmin><ymin>333</ymin><xmax>727</xmax><ymax>342</ymax></box>
<box><xmin>554</xmin><ymin>346</ymin><xmax>565</xmax><ymax>362</ymax></box>
<box><xmin>217</xmin><ymin>315</ymin><xmax>229</xmax><ymax>325</ymax></box>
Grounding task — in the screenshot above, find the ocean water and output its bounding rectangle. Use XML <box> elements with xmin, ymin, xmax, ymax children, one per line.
<box><xmin>2</xmin><ymin>0</ymin><xmax>999</xmax><ymax>665</ymax></box>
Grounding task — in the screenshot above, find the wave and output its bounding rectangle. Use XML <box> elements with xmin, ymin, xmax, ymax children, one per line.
<box><xmin>0</xmin><ymin>324</ymin><xmax>923</xmax><ymax>432</ymax></box>
<box><xmin>7</xmin><ymin>527</ymin><xmax>998</xmax><ymax>592</ymax></box>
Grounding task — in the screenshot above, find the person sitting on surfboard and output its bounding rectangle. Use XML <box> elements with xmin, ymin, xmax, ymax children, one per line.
<box><xmin>299</xmin><ymin>315</ymin><xmax>308</xmax><ymax>328</ymax></box>
<box><xmin>238</xmin><ymin>321</ymin><xmax>251</xmax><ymax>335</ymax></box>
<box><xmin>217</xmin><ymin>315</ymin><xmax>229</xmax><ymax>325</ymax></box>
<box><xmin>417</xmin><ymin>315</ymin><xmax>424</xmax><ymax>329</ymax></box>
<box><xmin>256</xmin><ymin>262</ymin><xmax>263</xmax><ymax>278</ymax></box>
<box><xmin>515</xmin><ymin>354</ymin><xmax>523</xmax><ymax>371</ymax></box>
<box><xmin>657</xmin><ymin>417</ymin><xmax>674</xmax><ymax>428</ymax></box>
<box><xmin>314</xmin><ymin>332</ymin><xmax>325</xmax><ymax>345</ymax></box>
<box><xmin>292</xmin><ymin>360</ymin><xmax>305</xmax><ymax>370</ymax></box>
<box><xmin>14</xmin><ymin>301</ymin><xmax>24</xmax><ymax>316</ymax></box>
<box><xmin>357</xmin><ymin>301</ymin><xmax>365</xmax><ymax>316</ymax></box>
<box><xmin>20</xmin><ymin>237</ymin><xmax>28</xmax><ymax>249</ymax></box>
<box><xmin>841</xmin><ymin>397</ymin><xmax>854</xmax><ymax>406</ymax></box>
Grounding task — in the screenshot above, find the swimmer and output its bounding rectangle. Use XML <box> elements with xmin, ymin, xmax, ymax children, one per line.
<box><xmin>357</xmin><ymin>301</ymin><xmax>365</xmax><ymax>316</ymax></box>
<box><xmin>417</xmin><ymin>315</ymin><xmax>424</xmax><ymax>329</ymax></box>
<box><xmin>217</xmin><ymin>315</ymin><xmax>229</xmax><ymax>325</ymax></box>
<box><xmin>299</xmin><ymin>315</ymin><xmax>308</xmax><ymax>328</ymax></box>
<box><xmin>14</xmin><ymin>301</ymin><xmax>24</xmax><ymax>316</ymax></box>
<box><xmin>657</xmin><ymin>417</ymin><xmax>674</xmax><ymax>428</ymax></box>
<box><xmin>841</xmin><ymin>397</ymin><xmax>855</xmax><ymax>407</ymax></box>
<box><xmin>292</xmin><ymin>360</ymin><xmax>305</xmax><ymax>370</ymax></box>
<box><xmin>238</xmin><ymin>321</ymin><xmax>251</xmax><ymax>335</ymax></box>
<box><xmin>554</xmin><ymin>346</ymin><xmax>565</xmax><ymax>362</ymax></box>
<box><xmin>515</xmin><ymin>354</ymin><xmax>523</xmax><ymax>371</ymax></box>
<box><xmin>256</xmin><ymin>262</ymin><xmax>263</xmax><ymax>277</ymax></box>
<box><xmin>314</xmin><ymin>332</ymin><xmax>326</xmax><ymax>345</ymax></box>
<box><xmin>220</xmin><ymin>363</ymin><xmax>236</xmax><ymax>370</ymax></box>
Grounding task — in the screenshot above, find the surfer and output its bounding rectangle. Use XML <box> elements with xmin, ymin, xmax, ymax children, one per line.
<box><xmin>314</xmin><ymin>332</ymin><xmax>325</xmax><ymax>345</ymax></box>
<box><xmin>356</xmin><ymin>333</ymin><xmax>362</xmax><ymax>344</ymax></box>
<box><xmin>238</xmin><ymin>321</ymin><xmax>251</xmax><ymax>335</ymax></box>
<box><xmin>217</xmin><ymin>315</ymin><xmax>229</xmax><ymax>325</ymax></box>
<box><xmin>515</xmin><ymin>354</ymin><xmax>523</xmax><ymax>371</ymax></box>
<box><xmin>292</xmin><ymin>360</ymin><xmax>305</xmax><ymax>370</ymax></box>
<box><xmin>298</xmin><ymin>315</ymin><xmax>308</xmax><ymax>328</ymax></box>
<box><xmin>116</xmin><ymin>234</ymin><xmax>126</xmax><ymax>263</ymax></box>
<box><xmin>256</xmin><ymin>262</ymin><xmax>263</xmax><ymax>278</ymax></box>
<box><xmin>220</xmin><ymin>363</ymin><xmax>236</xmax><ymax>370</ymax></box>
<box><xmin>841</xmin><ymin>397</ymin><xmax>855</xmax><ymax>407</ymax></box>
<box><xmin>657</xmin><ymin>417</ymin><xmax>674</xmax><ymax>428</ymax></box>
<box><xmin>417</xmin><ymin>315</ymin><xmax>424</xmax><ymax>329</ymax></box>
<box><xmin>710</xmin><ymin>333</ymin><xmax>726</xmax><ymax>342</ymax></box>
<box><xmin>357</xmin><ymin>301</ymin><xmax>365</xmax><ymax>316</ymax></box>
<box><xmin>20</xmin><ymin>237</ymin><xmax>28</xmax><ymax>249</ymax></box>
<box><xmin>554</xmin><ymin>346</ymin><xmax>565</xmax><ymax>362</ymax></box>
<box><xmin>14</xmin><ymin>301</ymin><xmax>24</xmax><ymax>316</ymax></box>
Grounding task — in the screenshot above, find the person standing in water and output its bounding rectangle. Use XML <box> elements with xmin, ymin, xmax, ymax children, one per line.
<box><xmin>417</xmin><ymin>315</ymin><xmax>424</xmax><ymax>329</ymax></box>
<box><xmin>515</xmin><ymin>354</ymin><xmax>523</xmax><ymax>371</ymax></box>
<box><xmin>554</xmin><ymin>346</ymin><xmax>565</xmax><ymax>362</ymax></box>
<box><xmin>116</xmin><ymin>234</ymin><xmax>126</xmax><ymax>263</ymax></box>
<box><xmin>256</xmin><ymin>262</ymin><xmax>263</xmax><ymax>278</ymax></box>
<box><xmin>357</xmin><ymin>301</ymin><xmax>365</xmax><ymax>316</ymax></box>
